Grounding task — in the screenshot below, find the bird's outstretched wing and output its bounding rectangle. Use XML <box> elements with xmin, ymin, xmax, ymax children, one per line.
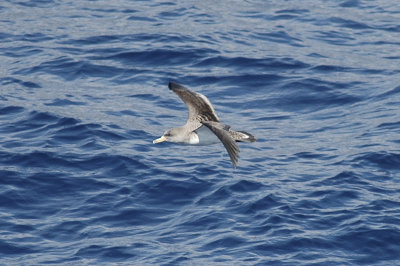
<box><xmin>169</xmin><ymin>82</ymin><xmax>220</xmax><ymax>126</ymax></box>
<box><xmin>202</xmin><ymin>121</ymin><xmax>240</xmax><ymax>168</ymax></box>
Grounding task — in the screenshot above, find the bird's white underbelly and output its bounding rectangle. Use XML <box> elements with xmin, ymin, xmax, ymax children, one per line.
<box><xmin>190</xmin><ymin>125</ymin><xmax>220</xmax><ymax>145</ymax></box>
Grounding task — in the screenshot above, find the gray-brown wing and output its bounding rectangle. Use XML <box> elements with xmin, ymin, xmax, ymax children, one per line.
<box><xmin>202</xmin><ymin>121</ymin><xmax>239</xmax><ymax>168</ymax></box>
<box><xmin>169</xmin><ymin>82</ymin><xmax>220</xmax><ymax>123</ymax></box>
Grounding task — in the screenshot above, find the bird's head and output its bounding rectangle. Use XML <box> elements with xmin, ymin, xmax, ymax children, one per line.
<box><xmin>153</xmin><ymin>128</ymin><xmax>183</xmax><ymax>144</ymax></box>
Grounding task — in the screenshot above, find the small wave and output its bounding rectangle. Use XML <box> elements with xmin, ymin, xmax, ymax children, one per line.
<box><xmin>353</xmin><ymin>151</ymin><xmax>400</xmax><ymax>170</ymax></box>
<box><xmin>334</xmin><ymin>227</ymin><xmax>400</xmax><ymax>264</ymax></box>
<box><xmin>0</xmin><ymin>240</ymin><xmax>36</xmax><ymax>255</ymax></box>
<box><xmin>0</xmin><ymin>77</ymin><xmax>41</xmax><ymax>88</ymax></box>
<box><xmin>0</xmin><ymin>105</ymin><xmax>25</xmax><ymax>115</ymax></box>
<box><xmin>75</xmin><ymin>245</ymin><xmax>135</xmax><ymax>261</ymax></box>
<box><xmin>45</xmin><ymin>99</ymin><xmax>86</xmax><ymax>106</ymax></box>
<box><xmin>195</xmin><ymin>56</ymin><xmax>309</xmax><ymax>70</ymax></box>
<box><xmin>15</xmin><ymin>56</ymin><xmax>123</xmax><ymax>80</ymax></box>
<box><xmin>100</xmin><ymin>48</ymin><xmax>215</xmax><ymax>67</ymax></box>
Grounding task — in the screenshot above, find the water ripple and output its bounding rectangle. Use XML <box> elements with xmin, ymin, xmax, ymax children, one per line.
<box><xmin>0</xmin><ymin>0</ymin><xmax>399</xmax><ymax>264</ymax></box>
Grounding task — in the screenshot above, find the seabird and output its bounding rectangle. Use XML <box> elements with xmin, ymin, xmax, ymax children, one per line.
<box><xmin>153</xmin><ymin>82</ymin><xmax>256</xmax><ymax>168</ymax></box>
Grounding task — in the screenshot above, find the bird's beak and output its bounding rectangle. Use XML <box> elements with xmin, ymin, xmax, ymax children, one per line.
<box><xmin>153</xmin><ymin>135</ymin><xmax>167</xmax><ymax>144</ymax></box>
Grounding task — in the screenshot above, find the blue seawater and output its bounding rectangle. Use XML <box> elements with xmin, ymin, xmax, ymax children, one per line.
<box><xmin>1</xmin><ymin>0</ymin><xmax>400</xmax><ymax>264</ymax></box>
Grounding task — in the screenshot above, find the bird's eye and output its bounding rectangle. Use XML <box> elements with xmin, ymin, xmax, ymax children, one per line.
<box><xmin>164</xmin><ymin>133</ymin><xmax>171</xmax><ymax>137</ymax></box>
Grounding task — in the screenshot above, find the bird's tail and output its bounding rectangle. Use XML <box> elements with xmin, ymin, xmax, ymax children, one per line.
<box><xmin>230</xmin><ymin>130</ymin><xmax>257</xmax><ymax>143</ymax></box>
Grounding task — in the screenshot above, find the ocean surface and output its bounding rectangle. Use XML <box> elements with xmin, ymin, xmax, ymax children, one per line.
<box><xmin>1</xmin><ymin>0</ymin><xmax>400</xmax><ymax>265</ymax></box>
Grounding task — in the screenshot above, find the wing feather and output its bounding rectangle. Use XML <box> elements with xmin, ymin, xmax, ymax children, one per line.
<box><xmin>169</xmin><ymin>82</ymin><xmax>220</xmax><ymax>123</ymax></box>
<box><xmin>202</xmin><ymin>121</ymin><xmax>239</xmax><ymax>168</ymax></box>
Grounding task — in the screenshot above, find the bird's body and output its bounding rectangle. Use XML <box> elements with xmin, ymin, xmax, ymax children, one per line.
<box><xmin>193</xmin><ymin>125</ymin><xmax>220</xmax><ymax>145</ymax></box>
<box><xmin>153</xmin><ymin>82</ymin><xmax>256</xmax><ymax>168</ymax></box>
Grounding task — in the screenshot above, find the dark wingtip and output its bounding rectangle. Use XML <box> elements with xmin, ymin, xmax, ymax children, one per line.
<box><xmin>168</xmin><ymin>81</ymin><xmax>186</xmax><ymax>91</ymax></box>
<box><xmin>246</xmin><ymin>134</ymin><xmax>257</xmax><ymax>143</ymax></box>
<box><xmin>168</xmin><ymin>81</ymin><xmax>174</xmax><ymax>90</ymax></box>
<box><xmin>232</xmin><ymin>159</ymin><xmax>238</xmax><ymax>169</ymax></box>
<box><xmin>237</xmin><ymin>131</ymin><xmax>257</xmax><ymax>143</ymax></box>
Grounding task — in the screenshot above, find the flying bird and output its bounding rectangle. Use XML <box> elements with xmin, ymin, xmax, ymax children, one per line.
<box><xmin>153</xmin><ymin>82</ymin><xmax>256</xmax><ymax>168</ymax></box>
